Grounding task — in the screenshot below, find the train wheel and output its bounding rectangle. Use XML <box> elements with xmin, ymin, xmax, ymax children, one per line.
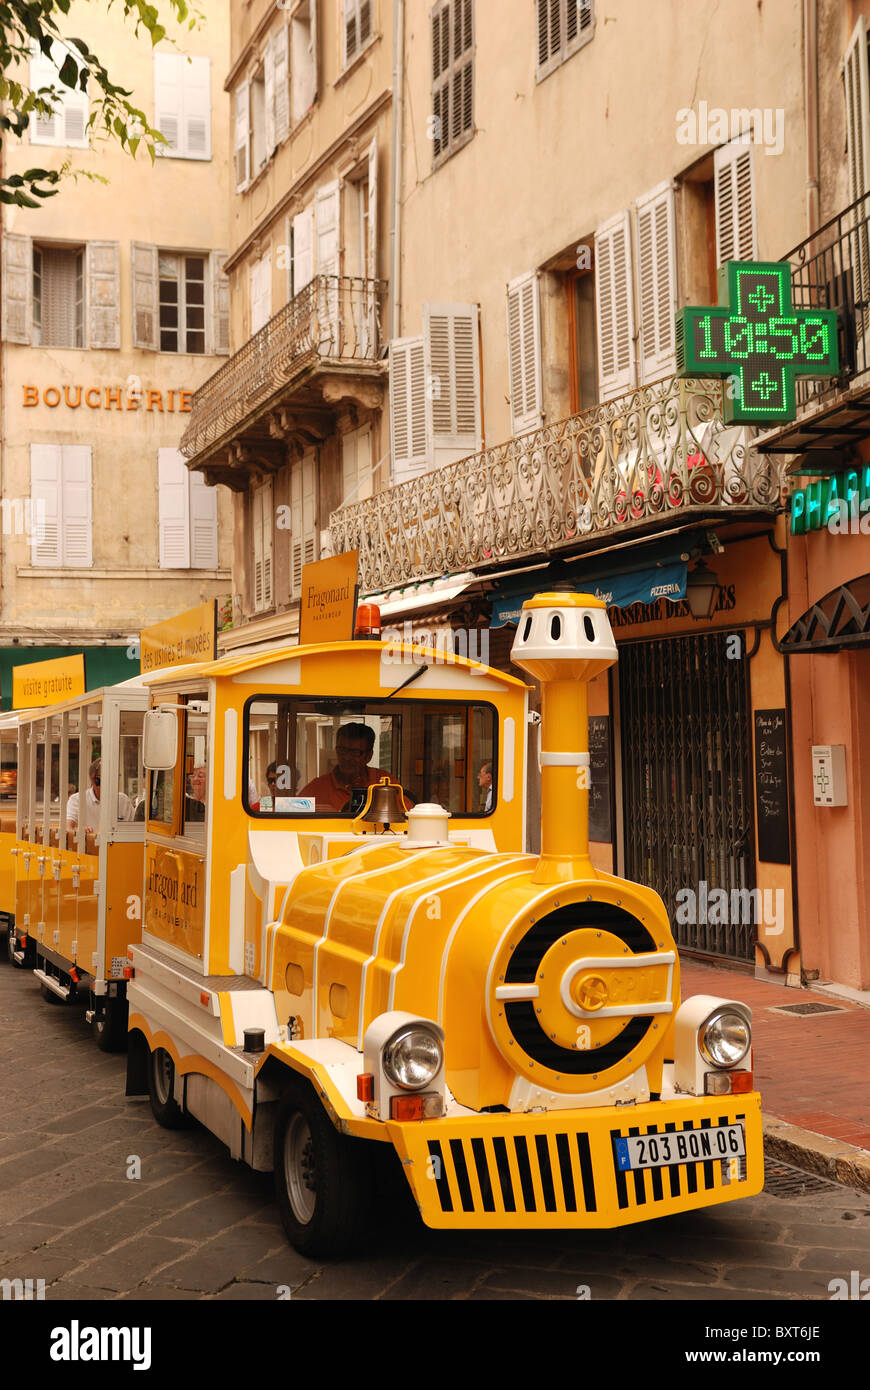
<box><xmin>274</xmin><ymin>1082</ymin><xmax>373</xmax><ymax>1257</ymax></box>
<box><xmin>147</xmin><ymin>1046</ymin><xmax>190</xmax><ymax>1129</ymax></box>
<box><xmin>92</xmin><ymin>995</ymin><xmax>128</xmax><ymax>1053</ymax></box>
<box><xmin>40</xmin><ymin>981</ymin><xmax>66</xmax><ymax>1005</ymax></box>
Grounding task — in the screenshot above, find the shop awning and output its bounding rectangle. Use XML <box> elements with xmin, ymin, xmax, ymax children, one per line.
<box><xmin>491</xmin><ymin>559</ymin><xmax>687</xmax><ymax>628</ymax></box>
<box><xmin>367</xmin><ymin>576</ymin><xmax>475</xmax><ymax>620</ymax></box>
<box><xmin>780</xmin><ymin>574</ymin><xmax>870</xmax><ymax>653</ymax></box>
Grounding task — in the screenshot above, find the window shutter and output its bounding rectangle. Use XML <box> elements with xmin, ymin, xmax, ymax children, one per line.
<box><xmin>423</xmin><ymin>302</ymin><xmax>482</xmax><ymax>464</ymax></box>
<box><xmin>183</xmin><ymin>55</ymin><xmax>211</xmax><ymax>159</ymax></box>
<box><xmin>86</xmin><ymin>241</ymin><xmax>120</xmax><ymax>350</ymax></box>
<box><xmin>60</xmin><ymin>446</ymin><xmax>92</xmax><ymax>568</ymax></box>
<box><xmin>344</xmin><ymin>0</ymin><xmax>359</xmax><ymax>64</ymax></box>
<box><xmin>568</xmin><ymin>0</ymin><xmax>594</xmax><ymax>49</ymax></box>
<box><xmin>635</xmin><ymin>181</ymin><xmax>677</xmax><ymax>384</ymax></box>
<box><xmin>714</xmin><ymin>138</ymin><xmax>757</xmax><ymax>265</ymax></box>
<box><xmin>432</xmin><ymin>0</ymin><xmax>473</xmax><ymax>162</ymax></box>
<box><xmin>131</xmin><ymin>242</ymin><xmax>158</xmax><ymax>350</ymax></box>
<box><xmin>390</xmin><ymin>336</ymin><xmax>429</xmax><ymax>480</ymax></box>
<box><xmin>261</xmin><ymin>480</ymin><xmax>273</xmax><ymax>608</ymax></box>
<box><xmin>536</xmin><ymin>0</ymin><xmax>559</xmax><ymax>74</ymax></box>
<box><xmin>315</xmin><ymin>179</ymin><xmax>340</xmax><ymax>275</ymax></box>
<box><xmin>274</xmin><ymin>24</ymin><xmax>290</xmax><ymax>142</ymax></box>
<box><xmin>235</xmin><ymin>79</ymin><xmax>250</xmax><ymax>191</ymax></box>
<box><xmin>250</xmin><ymin>254</ymin><xmax>272</xmax><ymax>335</ymax></box>
<box><xmin>253</xmin><ymin>485</ymin><xmax>265</xmax><ymax>609</ymax></box>
<box><xmin>290</xmin><ymin>454</ymin><xmax>317</xmax><ymax>596</ymax></box>
<box><xmin>62</xmin><ymin>80</ymin><xmax>89</xmax><ymax>147</ymax></box>
<box><xmin>154</xmin><ymin>52</ymin><xmax>181</xmax><ymax>154</ymax></box>
<box><xmin>594</xmin><ymin>209</ymin><xmax>636</xmax><ymax>401</ymax></box>
<box><xmin>432</xmin><ymin>4</ymin><xmax>451</xmax><ymax>159</ymax></box>
<box><xmin>292</xmin><ymin>205</ymin><xmax>315</xmax><ymax>293</ymax></box>
<box><xmin>506</xmin><ymin>271</ymin><xmax>543</xmax><ymax>434</ymax></box>
<box><xmin>367</xmin><ymin>133</ymin><xmax>378</xmax><ymax>282</ymax></box>
<box><xmin>210</xmin><ymin>250</ymin><xmax>229</xmax><ymax>354</ymax></box>
<box><xmin>30</xmin><ymin>46</ymin><xmax>61</xmax><ymax>144</ymax></box>
<box><xmin>845</xmin><ymin>17</ymin><xmax>870</xmax><ymax>204</ymax></box>
<box><xmin>302</xmin><ymin>452</ymin><xmax>317</xmax><ymax>571</ymax></box>
<box><xmin>158</xmin><ymin>448</ymin><xmax>191</xmax><ymax>568</ymax></box>
<box><xmin>190</xmin><ymin>470</ymin><xmax>218</xmax><ymax>569</ymax></box>
<box><xmin>3</xmin><ymin>233</ymin><xmax>32</xmax><ymax>344</ymax></box>
<box><xmin>30</xmin><ymin>444</ymin><xmax>62</xmax><ymax>566</ymax></box>
<box><xmin>264</xmin><ymin>38</ymin><xmax>277</xmax><ymax>157</ymax></box>
<box><xmin>341</xmin><ymin>424</ymin><xmax>372</xmax><ymax>505</ymax></box>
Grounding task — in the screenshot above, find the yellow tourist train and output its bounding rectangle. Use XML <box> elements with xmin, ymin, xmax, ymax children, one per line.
<box><xmin>0</xmin><ymin>592</ymin><xmax>764</xmax><ymax>1252</ymax></box>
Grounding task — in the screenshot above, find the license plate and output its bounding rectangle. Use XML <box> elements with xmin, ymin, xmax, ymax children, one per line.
<box><xmin>614</xmin><ymin>1123</ymin><xmax>745</xmax><ymax>1172</ymax></box>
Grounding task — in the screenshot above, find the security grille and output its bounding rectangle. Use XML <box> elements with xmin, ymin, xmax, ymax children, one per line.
<box><xmin>618</xmin><ymin>632</ymin><xmax>755</xmax><ymax>960</ymax></box>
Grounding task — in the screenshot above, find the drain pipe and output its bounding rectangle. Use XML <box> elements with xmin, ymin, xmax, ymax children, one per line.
<box><xmin>389</xmin><ymin>0</ymin><xmax>404</xmax><ymax>343</ymax></box>
<box><xmin>804</xmin><ymin>0</ymin><xmax>820</xmax><ymax>237</ymax></box>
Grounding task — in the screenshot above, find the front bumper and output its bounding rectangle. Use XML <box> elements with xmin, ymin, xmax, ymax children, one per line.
<box><xmin>387</xmin><ymin>1093</ymin><xmax>763</xmax><ymax>1229</ymax></box>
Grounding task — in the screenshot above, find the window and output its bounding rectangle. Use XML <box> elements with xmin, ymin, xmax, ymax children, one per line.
<box><xmin>714</xmin><ymin>138</ymin><xmax>757</xmax><ymax>265</ymax></box>
<box><xmin>243</xmin><ymin>695</ymin><xmax>496</xmax><ymax>818</ymax></box>
<box><xmin>388</xmin><ymin>302</ymin><xmax>482</xmax><ymax>480</ymax></box>
<box><xmin>341</xmin><ymin>424</ymin><xmax>372</xmax><ymax>507</ymax></box>
<box><xmin>29</xmin><ymin>40</ymin><xmax>89</xmax><ymax>147</ymax></box>
<box><xmin>158</xmin><ymin>449</ymin><xmax>218</xmax><ymax>569</ymax></box>
<box><xmin>2</xmin><ymin>237</ymin><xmax>120</xmax><ymax>349</ymax></box>
<box><xmin>153</xmin><ymin>52</ymin><xmax>211</xmax><ymax>160</ymax></box>
<box><xmin>291</xmin><ymin>1</ymin><xmax>318</xmax><ymax>122</ymax></box>
<box><xmin>252</xmin><ymin>480</ymin><xmax>274</xmax><ymax>613</ymax></box>
<box><xmin>33</xmin><ymin>244</ymin><xmax>83</xmax><ymax>348</ymax></box>
<box><xmin>159</xmin><ymin>252</ymin><xmax>205</xmax><ymax>353</ymax></box>
<box><xmin>250</xmin><ymin>253</ymin><xmax>272</xmax><ymax>335</ymax></box>
<box><xmin>506</xmin><ymin>272</ymin><xmax>543</xmax><ymax>434</ymax></box>
<box><xmin>30</xmin><ymin>444</ymin><xmax>92</xmax><ymax>568</ymax></box>
<box><xmin>344</xmin><ymin>0</ymin><xmax>373</xmax><ymax>67</ymax></box>
<box><xmin>431</xmin><ymin>0</ymin><xmax>473</xmax><ymax>164</ymax></box>
<box><xmin>290</xmin><ymin>453</ymin><xmax>317</xmax><ymax>599</ymax></box>
<box><xmin>234</xmin><ymin>25</ymin><xmax>292</xmax><ymax>194</ymax></box>
<box><xmin>182</xmin><ymin>699</ymin><xmax>209</xmax><ymax>841</ymax></box>
<box><xmin>132</xmin><ymin>244</ymin><xmax>227</xmax><ymax>354</ymax></box>
<box><xmin>536</xmin><ymin>0</ymin><xmax>594</xmax><ymax>82</ymax></box>
<box><xmin>845</xmin><ymin>17</ymin><xmax>870</xmax><ymax>203</ymax></box>
<box><xmin>251</xmin><ymin>66</ymin><xmax>267</xmax><ymax>175</ymax></box>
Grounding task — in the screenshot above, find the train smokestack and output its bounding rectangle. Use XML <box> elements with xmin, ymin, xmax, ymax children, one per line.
<box><xmin>510</xmin><ymin>592</ymin><xmax>618</xmax><ymax>884</ymax></box>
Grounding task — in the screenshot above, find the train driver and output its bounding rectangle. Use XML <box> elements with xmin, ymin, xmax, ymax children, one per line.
<box><xmin>299</xmin><ymin>723</ymin><xmax>391</xmax><ymax>813</ymax></box>
<box><xmin>66</xmin><ymin>757</ymin><xmax>133</xmax><ymax>840</ymax></box>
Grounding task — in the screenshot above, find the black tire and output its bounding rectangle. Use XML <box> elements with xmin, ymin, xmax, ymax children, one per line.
<box><xmin>92</xmin><ymin>994</ymin><xmax>128</xmax><ymax>1053</ymax></box>
<box><xmin>273</xmin><ymin>1080</ymin><xmax>374</xmax><ymax>1257</ymax></box>
<box><xmin>40</xmin><ymin>980</ymin><xmax>67</xmax><ymax>1005</ymax></box>
<box><xmin>147</xmin><ymin>1046</ymin><xmax>191</xmax><ymax>1129</ymax></box>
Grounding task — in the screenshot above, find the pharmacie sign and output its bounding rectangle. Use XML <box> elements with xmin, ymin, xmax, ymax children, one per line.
<box><xmin>791</xmin><ymin>465</ymin><xmax>870</xmax><ymax>534</ymax></box>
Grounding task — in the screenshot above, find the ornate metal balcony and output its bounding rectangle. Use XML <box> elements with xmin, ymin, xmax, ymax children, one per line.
<box><xmin>180</xmin><ymin>275</ymin><xmax>387</xmax><ymax>470</ymax></box>
<box><xmin>329</xmin><ymin>375</ymin><xmax>786</xmax><ymax>593</ymax></box>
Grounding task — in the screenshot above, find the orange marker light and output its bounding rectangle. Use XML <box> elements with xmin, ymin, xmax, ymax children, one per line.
<box><xmin>354</xmin><ymin>604</ymin><xmax>381</xmax><ymax>640</ymax></box>
<box><xmin>357</xmin><ymin>1073</ymin><xmax>374</xmax><ymax>1102</ymax></box>
<box><xmin>390</xmin><ymin>1094</ymin><xmax>424</xmax><ymax>1121</ymax></box>
<box><xmin>730</xmin><ymin>1071</ymin><xmax>753</xmax><ymax>1094</ymax></box>
<box><xmin>200</xmin><ymin>991</ymin><xmax>209</xmax><ymax>1006</ymax></box>
<box><xmin>123</xmin><ymin>966</ymin><xmax>134</xmax><ymax>980</ymax></box>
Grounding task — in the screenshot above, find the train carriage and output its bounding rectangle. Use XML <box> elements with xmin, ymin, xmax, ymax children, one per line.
<box><xmin>126</xmin><ymin>591</ymin><xmax>763</xmax><ymax>1255</ymax></box>
<box><xmin>0</xmin><ymin>709</ymin><xmax>22</xmax><ymax>953</ymax></box>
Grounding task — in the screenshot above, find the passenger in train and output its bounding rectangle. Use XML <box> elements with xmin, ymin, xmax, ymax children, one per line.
<box><xmin>66</xmin><ymin>758</ymin><xmax>133</xmax><ymax>836</ymax></box>
<box><xmin>184</xmin><ymin>765</ymin><xmax>207</xmax><ymax>822</ymax></box>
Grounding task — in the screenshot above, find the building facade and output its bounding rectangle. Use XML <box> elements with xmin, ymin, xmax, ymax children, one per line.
<box><xmin>0</xmin><ymin>0</ymin><xmax>234</xmax><ymax>702</ymax></box>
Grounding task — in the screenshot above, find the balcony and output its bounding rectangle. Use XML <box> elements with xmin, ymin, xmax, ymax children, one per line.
<box><xmin>180</xmin><ymin>275</ymin><xmax>388</xmax><ymax>483</ymax></box>
<box><xmin>329</xmin><ymin>375</ymin><xmax>785</xmax><ymax>594</ymax></box>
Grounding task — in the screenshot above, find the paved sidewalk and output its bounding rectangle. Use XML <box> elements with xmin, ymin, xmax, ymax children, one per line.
<box><xmin>682</xmin><ymin>959</ymin><xmax>870</xmax><ymax>1192</ymax></box>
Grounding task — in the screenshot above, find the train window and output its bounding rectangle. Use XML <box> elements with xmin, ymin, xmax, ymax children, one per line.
<box><xmin>118</xmin><ymin>710</ymin><xmax>145</xmax><ymax>825</ymax></box>
<box><xmin>182</xmin><ymin>696</ymin><xmax>209</xmax><ymax>840</ymax></box>
<box><xmin>243</xmin><ymin>697</ymin><xmax>497</xmax><ymax>818</ymax></box>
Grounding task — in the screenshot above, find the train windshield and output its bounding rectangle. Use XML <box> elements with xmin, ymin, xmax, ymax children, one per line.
<box><xmin>244</xmin><ymin>696</ymin><xmax>496</xmax><ymax>818</ymax></box>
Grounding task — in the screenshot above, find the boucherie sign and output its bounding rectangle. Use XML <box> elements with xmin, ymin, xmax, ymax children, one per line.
<box><xmin>22</xmin><ymin>383</ymin><xmax>193</xmax><ymax>413</ymax></box>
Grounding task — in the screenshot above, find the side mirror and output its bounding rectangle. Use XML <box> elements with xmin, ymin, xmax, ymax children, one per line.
<box><xmin>143</xmin><ymin>710</ymin><xmax>178</xmax><ymax>771</ymax></box>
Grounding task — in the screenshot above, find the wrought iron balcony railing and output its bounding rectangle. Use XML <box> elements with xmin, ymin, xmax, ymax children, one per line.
<box><xmin>180</xmin><ymin>275</ymin><xmax>387</xmax><ymax>463</ymax></box>
<box><xmin>329</xmin><ymin>375</ymin><xmax>785</xmax><ymax>594</ymax></box>
<box><xmin>786</xmin><ymin>192</ymin><xmax>870</xmax><ymax>409</ymax></box>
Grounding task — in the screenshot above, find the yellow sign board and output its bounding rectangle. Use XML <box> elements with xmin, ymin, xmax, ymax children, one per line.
<box><xmin>299</xmin><ymin>551</ymin><xmax>359</xmax><ymax>645</ymax></box>
<box><xmin>140</xmin><ymin>600</ymin><xmax>217</xmax><ymax>675</ymax></box>
<box><xmin>13</xmin><ymin>653</ymin><xmax>85</xmax><ymax>708</ymax></box>
<box><xmin>145</xmin><ymin>843</ymin><xmax>205</xmax><ymax>958</ymax></box>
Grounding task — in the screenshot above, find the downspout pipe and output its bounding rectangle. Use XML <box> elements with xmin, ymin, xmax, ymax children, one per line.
<box><xmin>389</xmin><ymin>0</ymin><xmax>404</xmax><ymax>344</ymax></box>
<box><xmin>804</xmin><ymin>0</ymin><xmax>820</xmax><ymax>238</ymax></box>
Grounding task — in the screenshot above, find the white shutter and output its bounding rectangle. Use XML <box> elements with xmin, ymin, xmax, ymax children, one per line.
<box><xmin>60</xmin><ymin>446</ymin><xmax>92</xmax><ymax>568</ymax></box>
<box><xmin>302</xmin><ymin>453</ymin><xmax>317</xmax><ymax>571</ymax></box>
<box><xmin>250</xmin><ymin>254</ymin><xmax>272</xmax><ymax>335</ymax></box>
<box><xmin>190</xmin><ymin>471</ymin><xmax>218</xmax><ymax>569</ymax></box>
<box><xmin>253</xmin><ymin>480</ymin><xmax>273</xmax><ymax>611</ymax></box>
<box><xmin>86</xmin><ymin>241</ymin><xmax>120</xmax><ymax>350</ymax></box>
<box><xmin>183</xmin><ymin>55</ymin><xmax>211</xmax><ymax>159</ymax></box>
<box><xmin>30</xmin><ymin>445</ymin><xmax>62</xmax><ymax>566</ymax></box>
<box><xmin>131</xmin><ymin>242</ymin><xmax>158</xmax><ymax>350</ymax></box>
<box><xmin>235</xmin><ymin>79</ymin><xmax>250</xmax><ymax>191</ymax></box>
<box><xmin>845</xmin><ymin>17</ymin><xmax>870</xmax><ymax>204</ymax></box>
<box><xmin>154</xmin><ymin>52</ymin><xmax>181</xmax><ymax>154</ymax></box>
<box><xmin>290</xmin><ymin>454</ymin><xmax>317</xmax><ymax>596</ymax></box>
<box><xmin>264</xmin><ymin>38</ymin><xmax>276</xmax><ymax>157</ymax></box>
<box><xmin>273</xmin><ymin>24</ymin><xmax>290</xmax><ymax>142</ymax></box>
<box><xmin>506</xmin><ymin>271</ymin><xmax>543</xmax><ymax>434</ymax></box>
<box><xmin>210</xmin><ymin>250</ymin><xmax>229</xmax><ymax>354</ymax></box>
<box><xmin>253</xmin><ymin>485</ymin><xmax>265</xmax><ymax>609</ymax></box>
<box><xmin>390</xmin><ymin>336</ymin><xmax>429</xmax><ymax>480</ymax></box>
<box><xmin>3</xmin><ymin>233</ymin><xmax>32</xmax><ymax>345</ymax></box>
<box><xmin>595</xmin><ymin>209</ymin><xmax>636</xmax><ymax>401</ymax></box>
<box><xmin>292</xmin><ymin>205</ymin><xmax>315</xmax><ymax>293</ymax></box>
<box><xmin>344</xmin><ymin>0</ymin><xmax>359</xmax><ymax>65</ymax></box>
<box><xmin>341</xmin><ymin>425</ymin><xmax>372</xmax><ymax>505</ymax></box>
<box><xmin>714</xmin><ymin>139</ymin><xmax>757</xmax><ymax>265</ymax></box>
<box><xmin>291</xmin><ymin>1</ymin><xmax>318</xmax><ymax>120</ymax></box>
<box><xmin>635</xmin><ymin>181</ymin><xmax>677</xmax><ymax>384</ymax></box>
<box><xmin>30</xmin><ymin>42</ymin><xmax>88</xmax><ymax>147</ymax></box>
<box><xmin>158</xmin><ymin>448</ymin><xmax>191</xmax><ymax>568</ymax></box>
<box><xmin>315</xmin><ymin>179</ymin><xmax>340</xmax><ymax>275</ymax></box>
<box><xmin>423</xmin><ymin>302</ymin><xmax>482</xmax><ymax>465</ymax></box>
<box><xmin>367</xmin><ymin>133</ymin><xmax>378</xmax><ymax>281</ymax></box>
<box><xmin>30</xmin><ymin>46</ymin><xmax>61</xmax><ymax>145</ymax></box>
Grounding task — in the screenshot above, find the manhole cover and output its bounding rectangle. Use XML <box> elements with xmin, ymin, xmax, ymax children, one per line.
<box><xmin>770</xmin><ymin>1002</ymin><xmax>847</xmax><ymax>1016</ymax></box>
<box><xmin>764</xmin><ymin>1161</ymin><xmax>840</xmax><ymax>1197</ymax></box>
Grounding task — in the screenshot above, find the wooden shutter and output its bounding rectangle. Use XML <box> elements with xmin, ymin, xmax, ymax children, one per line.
<box><xmin>30</xmin><ymin>444</ymin><xmax>62</xmax><ymax>566</ymax></box>
<box><xmin>341</xmin><ymin>424</ymin><xmax>372</xmax><ymax>505</ymax></box>
<box><xmin>250</xmin><ymin>254</ymin><xmax>272</xmax><ymax>335</ymax></box>
<box><xmin>290</xmin><ymin>454</ymin><xmax>317</xmax><ymax>597</ymax></box>
<box><xmin>183</xmin><ymin>55</ymin><xmax>211</xmax><ymax>159</ymax></box>
<box><xmin>3</xmin><ymin>233</ymin><xmax>32</xmax><ymax>344</ymax></box>
<box><xmin>253</xmin><ymin>481</ymin><xmax>273</xmax><ymax>611</ymax></box>
<box><xmin>292</xmin><ymin>205</ymin><xmax>315</xmax><ymax>293</ymax></box>
<box><xmin>537</xmin><ymin>0</ymin><xmax>593</xmax><ymax>78</ymax></box>
<box><xmin>210</xmin><ymin>250</ymin><xmax>229</xmax><ymax>354</ymax></box>
<box><xmin>154</xmin><ymin>52</ymin><xmax>181</xmax><ymax>154</ymax></box>
<box><xmin>506</xmin><ymin>271</ymin><xmax>543</xmax><ymax>434</ymax></box>
<box><xmin>264</xmin><ymin>38</ymin><xmax>276</xmax><ymax>157</ymax></box>
<box><xmin>30</xmin><ymin>42</ymin><xmax>88</xmax><ymax>147</ymax></box>
<box><xmin>131</xmin><ymin>242</ymin><xmax>158</xmax><ymax>350</ymax></box>
<box><xmin>595</xmin><ymin>209</ymin><xmax>636</xmax><ymax>401</ymax></box>
<box><xmin>315</xmin><ymin>180</ymin><xmax>340</xmax><ymax>275</ymax></box>
<box><xmin>86</xmin><ymin>241</ymin><xmax>120</xmax><ymax>350</ymax></box>
<box><xmin>190</xmin><ymin>470</ymin><xmax>218</xmax><ymax>569</ymax></box>
<box><xmin>291</xmin><ymin>0</ymin><xmax>317</xmax><ymax>120</ymax></box>
<box><xmin>60</xmin><ymin>446</ymin><xmax>92</xmax><ymax>568</ymax></box>
<box><xmin>424</xmin><ymin>302</ymin><xmax>482</xmax><ymax>464</ymax></box>
<box><xmin>344</xmin><ymin>0</ymin><xmax>370</xmax><ymax>65</ymax></box>
<box><xmin>635</xmin><ymin>181</ymin><xmax>677</xmax><ymax>383</ymax></box>
<box><xmin>845</xmin><ymin>17</ymin><xmax>870</xmax><ymax>205</ymax></box>
<box><xmin>390</xmin><ymin>336</ymin><xmax>428</xmax><ymax>479</ymax></box>
<box><xmin>30</xmin><ymin>46</ymin><xmax>61</xmax><ymax>144</ymax></box>
<box><xmin>235</xmin><ymin>79</ymin><xmax>250</xmax><ymax>191</ymax></box>
<box><xmin>274</xmin><ymin>24</ymin><xmax>290</xmax><ymax>142</ymax></box>
<box><xmin>367</xmin><ymin>133</ymin><xmax>378</xmax><ymax>281</ymax></box>
<box><xmin>432</xmin><ymin>0</ymin><xmax>473</xmax><ymax>162</ymax></box>
<box><xmin>714</xmin><ymin>139</ymin><xmax>757</xmax><ymax>265</ymax></box>
<box><xmin>158</xmin><ymin>448</ymin><xmax>191</xmax><ymax>568</ymax></box>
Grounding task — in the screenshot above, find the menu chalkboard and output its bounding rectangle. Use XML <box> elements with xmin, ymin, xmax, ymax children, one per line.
<box><xmin>754</xmin><ymin>708</ymin><xmax>790</xmax><ymax>864</ymax></box>
<box><xmin>588</xmin><ymin>716</ymin><xmax>613</xmax><ymax>844</ymax></box>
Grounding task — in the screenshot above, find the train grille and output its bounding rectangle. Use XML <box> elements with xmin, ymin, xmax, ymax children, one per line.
<box><xmin>426</xmin><ymin>1130</ymin><xmax>597</xmax><ymax>1216</ymax></box>
<box><xmin>610</xmin><ymin>1114</ymin><xmax>749</xmax><ymax>1209</ymax></box>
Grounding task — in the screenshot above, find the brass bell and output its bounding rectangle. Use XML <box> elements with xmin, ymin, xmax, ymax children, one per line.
<box><xmin>356</xmin><ymin>777</ymin><xmax>408</xmax><ymax>831</ymax></box>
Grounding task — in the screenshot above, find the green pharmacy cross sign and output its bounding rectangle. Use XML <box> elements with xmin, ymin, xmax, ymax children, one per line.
<box><xmin>676</xmin><ymin>261</ymin><xmax>839</xmax><ymax>423</ymax></box>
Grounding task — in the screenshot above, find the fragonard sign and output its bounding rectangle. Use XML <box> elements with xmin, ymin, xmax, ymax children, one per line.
<box><xmin>299</xmin><ymin>551</ymin><xmax>359</xmax><ymax>645</ymax></box>
<box><xmin>791</xmin><ymin>464</ymin><xmax>870</xmax><ymax>534</ymax></box>
<box><xmin>677</xmin><ymin>261</ymin><xmax>838</xmax><ymax>423</ymax></box>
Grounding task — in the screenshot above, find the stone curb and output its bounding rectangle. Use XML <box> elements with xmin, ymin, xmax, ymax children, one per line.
<box><xmin>763</xmin><ymin>1116</ymin><xmax>870</xmax><ymax>1195</ymax></box>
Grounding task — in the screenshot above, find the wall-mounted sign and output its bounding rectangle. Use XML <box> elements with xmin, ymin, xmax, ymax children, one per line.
<box><xmin>791</xmin><ymin>464</ymin><xmax>870</xmax><ymax>533</ymax></box>
<box><xmin>12</xmin><ymin>653</ymin><xmax>85</xmax><ymax>708</ymax></box>
<box><xmin>677</xmin><ymin>261</ymin><xmax>838</xmax><ymax>423</ymax></box>
<box><xmin>22</xmin><ymin>385</ymin><xmax>193</xmax><ymax>413</ymax></box>
<box><xmin>754</xmin><ymin>709</ymin><xmax>790</xmax><ymax>864</ymax></box>
<box><xmin>140</xmin><ymin>601</ymin><xmax>217</xmax><ymax>674</ymax></box>
<box><xmin>299</xmin><ymin>551</ymin><xmax>359</xmax><ymax>645</ymax></box>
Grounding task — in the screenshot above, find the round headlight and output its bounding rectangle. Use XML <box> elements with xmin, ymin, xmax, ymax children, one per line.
<box><xmin>699</xmin><ymin>1010</ymin><xmax>751</xmax><ymax>1068</ymax></box>
<box><xmin>383</xmin><ymin>1026</ymin><xmax>443</xmax><ymax>1090</ymax></box>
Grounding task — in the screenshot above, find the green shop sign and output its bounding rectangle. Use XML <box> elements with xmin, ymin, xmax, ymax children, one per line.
<box><xmin>677</xmin><ymin>261</ymin><xmax>838</xmax><ymax>423</ymax></box>
<box><xmin>791</xmin><ymin>465</ymin><xmax>870</xmax><ymax>534</ymax></box>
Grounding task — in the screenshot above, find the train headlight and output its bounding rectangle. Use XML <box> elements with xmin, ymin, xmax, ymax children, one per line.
<box><xmin>383</xmin><ymin>1026</ymin><xmax>443</xmax><ymax>1090</ymax></box>
<box><xmin>699</xmin><ymin>1009</ymin><xmax>751</xmax><ymax>1068</ymax></box>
